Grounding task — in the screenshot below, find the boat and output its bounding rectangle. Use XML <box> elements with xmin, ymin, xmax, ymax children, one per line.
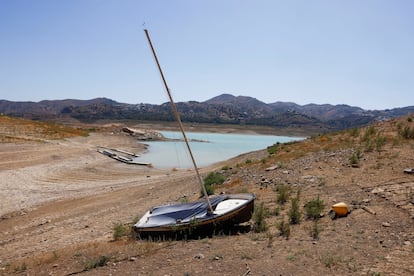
<box><xmin>134</xmin><ymin>193</ymin><xmax>255</xmax><ymax>238</ymax></box>
<box><xmin>133</xmin><ymin>29</ymin><xmax>255</xmax><ymax>238</ymax></box>
<box><xmin>97</xmin><ymin>148</ymin><xmax>151</xmax><ymax>166</ymax></box>
<box><xmin>404</xmin><ymin>168</ymin><xmax>414</xmax><ymax>174</ymax></box>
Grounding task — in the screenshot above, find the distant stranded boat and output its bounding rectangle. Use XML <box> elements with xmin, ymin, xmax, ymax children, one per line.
<box><xmin>404</xmin><ymin>168</ymin><xmax>414</xmax><ymax>174</ymax></box>
<box><xmin>97</xmin><ymin>148</ymin><xmax>151</xmax><ymax>166</ymax></box>
<box><xmin>133</xmin><ymin>29</ymin><xmax>255</xmax><ymax>238</ymax></box>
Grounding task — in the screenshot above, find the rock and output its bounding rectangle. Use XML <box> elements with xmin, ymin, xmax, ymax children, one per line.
<box><xmin>194</xmin><ymin>253</ymin><xmax>205</xmax><ymax>259</ymax></box>
<box><xmin>265</xmin><ymin>164</ymin><xmax>280</xmax><ymax>171</ymax></box>
<box><xmin>403</xmin><ymin>241</ymin><xmax>412</xmax><ymax>246</ymax></box>
<box><xmin>301</xmin><ymin>175</ymin><xmax>315</xmax><ymax>180</ymax></box>
<box><xmin>371</xmin><ymin>187</ymin><xmax>384</xmax><ymax>194</ymax></box>
<box><xmin>382</xmin><ymin>222</ymin><xmax>391</xmax><ymax>227</ymax></box>
<box><xmin>329</xmin><ymin>209</ymin><xmax>337</xmax><ymax>220</ymax></box>
<box><xmin>362</xmin><ymin>198</ymin><xmax>371</xmax><ymax>204</ymax></box>
<box><xmin>130</xmin><ymin>257</ymin><xmax>137</xmax><ymax>262</ymax></box>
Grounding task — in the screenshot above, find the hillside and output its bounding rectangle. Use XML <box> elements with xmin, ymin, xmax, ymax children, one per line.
<box><xmin>0</xmin><ymin>115</ymin><xmax>88</xmax><ymax>143</ymax></box>
<box><xmin>0</xmin><ymin>114</ymin><xmax>413</xmax><ymax>275</ymax></box>
<box><xmin>2</xmin><ymin>95</ymin><xmax>414</xmax><ymax>134</ymax></box>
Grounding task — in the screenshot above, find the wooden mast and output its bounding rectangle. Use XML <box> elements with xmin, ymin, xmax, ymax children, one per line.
<box><xmin>144</xmin><ymin>29</ymin><xmax>213</xmax><ymax>212</ymax></box>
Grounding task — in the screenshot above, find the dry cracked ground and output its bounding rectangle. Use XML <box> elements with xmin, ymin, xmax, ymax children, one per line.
<box><xmin>0</xmin><ymin>115</ymin><xmax>413</xmax><ymax>275</ymax></box>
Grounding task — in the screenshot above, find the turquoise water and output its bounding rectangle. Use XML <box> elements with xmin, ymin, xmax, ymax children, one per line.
<box><xmin>134</xmin><ymin>131</ymin><xmax>303</xmax><ymax>168</ymax></box>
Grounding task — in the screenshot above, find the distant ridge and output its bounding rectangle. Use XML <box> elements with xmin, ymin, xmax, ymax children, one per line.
<box><xmin>1</xmin><ymin>94</ymin><xmax>413</xmax><ymax>133</ymax></box>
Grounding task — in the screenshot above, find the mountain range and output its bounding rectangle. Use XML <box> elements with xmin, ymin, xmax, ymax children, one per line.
<box><xmin>1</xmin><ymin>94</ymin><xmax>413</xmax><ymax>133</ymax></box>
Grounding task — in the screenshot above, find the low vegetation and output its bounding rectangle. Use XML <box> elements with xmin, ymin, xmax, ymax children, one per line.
<box><xmin>84</xmin><ymin>255</ymin><xmax>109</xmax><ymax>270</ymax></box>
<box><xmin>252</xmin><ymin>202</ymin><xmax>268</xmax><ymax>233</ymax></box>
<box><xmin>304</xmin><ymin>196</ymin><xmax>325</xmax><ymax>220</ymax></box>
<box><xmin>112</xmin><ymin>223</ymin><xmax>129</xmax><ymax>241</ymax></box>
<box><xmin>3</xmin><ymin>114</ymin><xmax>414</xmax><ymax>275</ymax></box>
<box><xmin>349</xmin><ymin>148</ymin><xmax>362</xmax><ymax>167</ymax></box>
<box><xmin>276</xmin><ymin>184</ymin><xmax>290</xmax><ymax>205</ymax></box>
<box><xmin>288</xmin><ymin>195</ymin><xmax>301</xmax><ymax>225</ymax></box>
<box><xmin>267</xmin><ymin>142</ymin><xmax>282</xmax><ymax>155</ymax></box>
<box><xmin>398</xmin><ymin>124</ymin><xmax>414</xmax><ymax>139</ymax></box>
<box><xmin>310</xmin><ymin>220</ymin><xmax>322</xmax><ymax>240</ymax></box>
<box><xmin>0</xmin><ymin>115</ymin><xmax>88</xmax><ymax>143</ymax></box>
<box><xmin>202</xmin><ymin>171</ymin><xmax>225</xmax><ymax>196</ymax></box>
<box><xmin>277</xmin><ymin>217</ymin><xmax>291</xmax><ymax>239</ymax></box>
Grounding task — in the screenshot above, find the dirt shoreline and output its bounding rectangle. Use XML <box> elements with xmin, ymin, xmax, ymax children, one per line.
<box><xmin>1</xmin><ymin>119</ymin><xmax>413</xmax><ymax>275</ymax></box>
<box><xmin>0</xmin><ymin>123</ymin><xmax>273</xmax><ymax>219</ymax></box>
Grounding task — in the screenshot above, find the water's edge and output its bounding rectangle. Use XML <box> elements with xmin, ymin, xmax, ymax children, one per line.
<box><xmin>134</xmin><ymin>131</ymin><xmax>303</xmax><ymax>168</ymax></box>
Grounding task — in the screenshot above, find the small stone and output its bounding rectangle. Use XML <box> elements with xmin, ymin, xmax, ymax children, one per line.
<box><xmin>194</xmin><ymin>253</ymin><xmax>204</xmax><ymax>259</ymax></box>
<box><xmin>265</xmin><ymin>164</ymin><xmax>280</xmax><ymax>171</ymax></box>
<box><xmin>371</xmin><ymin>187</ymin><xmax>384</xmax><ymax>194</ymax></box>
<box><xmin>403</xmin><ymin>241</ymin><xmax>412</xmax><ymax>246</ymax></box>
<box><xmin>382</xmin><ymin>222</ymin><xmax>391</xmax><ymax>227</ymax></box>
<box><xmin>130</xmin><ymin>257</ymin><xmax>137</xmax><ymax>262</ymax></box>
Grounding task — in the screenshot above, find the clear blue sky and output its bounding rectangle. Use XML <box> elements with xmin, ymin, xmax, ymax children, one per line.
<box><xmin>0</xmin><ymin>0</ymin><xmax>413</xmax><ymax>110</ymax></box>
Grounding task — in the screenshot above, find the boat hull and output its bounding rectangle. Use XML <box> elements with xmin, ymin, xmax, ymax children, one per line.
<box><xmin>133</xmin><ymin>193</ymin><xmax>255</xmax><ymax>238</ymax></box>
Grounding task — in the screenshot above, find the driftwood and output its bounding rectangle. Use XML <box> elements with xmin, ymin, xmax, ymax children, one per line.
<box><xmin>362</xmin><ymin>206</ymin><xmax>376</xmax><ymax>215</ymax></box>
<box><xmin>242</xmin><ymin>263</ymin><xmax>251</xmax><ymax>276</ymax></box>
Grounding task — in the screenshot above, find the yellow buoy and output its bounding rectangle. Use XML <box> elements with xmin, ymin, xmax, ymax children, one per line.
<box><xmin>332</xmin><ymin>202</ymin><xmax>349</xmax><ymax>217</ymax></box>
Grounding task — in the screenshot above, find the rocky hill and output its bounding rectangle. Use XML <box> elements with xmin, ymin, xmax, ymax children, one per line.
<box><xmin>1</xmin><ymin>94</ymin><xmax>414</xmax><ymax>133</ymax></box>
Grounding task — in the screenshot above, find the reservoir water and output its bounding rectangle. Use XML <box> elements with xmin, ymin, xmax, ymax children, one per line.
<box><xmin>134</xmin><ymin>131</ymin><xmax>303</xmax><ymax>168</ymax></box>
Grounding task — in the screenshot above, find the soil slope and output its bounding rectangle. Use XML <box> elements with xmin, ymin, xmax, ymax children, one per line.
<box><xmin>0</xmin><ymin>115</ymin><xmax>413</xmax><ymax>275</ymax></box>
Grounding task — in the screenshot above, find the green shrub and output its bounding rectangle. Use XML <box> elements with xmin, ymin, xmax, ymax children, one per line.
<box><xmin>204</xmin><ymin>172</ymin><xmax>225</xmax><ymax>186</ymax></box>
<box><xmin>310</xmin><ymin>220</ymin><xmax>322</xmax><ymax>240</ymax></box>
<box><xmin>364</xmin><ymin>126</ymin><xmax>376</xmax><ymax>138</ymax></box>
<box><xmin>375</xmin><ymin>134</ymin><xmax>387</xmax><ymax>152</ymax></box>
<box><xmin>349</xmin><ymin>148</ymin><xmax>361</xmax><ymax>167</ymax></box>
<box><xmin>288</xmin><ymin>197</ymin><xmax>301</xmax><ymax>225</ymax></box>
<box><xmin>276</xmin><ymin>184</ymin><xmax>290</xmax><ymax>205</ymax></box>
<box><xmin>85</xmin><ymin>255</ymin><xmax>109</xmax><ymax>270</ymax></box>
<box><xmin>364</xmin><ymin>138</ymin><xmax>374</xmax><ymax>152</ymax></box>
<box><xmin>304</xmin><ymin>195</ymin><xmax>325</xmax><ymax>220</ymax></box>
<box><xmin>113</xmin><ymin>223</ymin><xmax>128</xmax><ymax>240</ymax></box>
<box><xmin>277</xmin><ymin>217</ymin><xmax>290</xmax><ymax>239</ymax></box>
<box><xmin>201</xmin><ymin>171</ymin><xmax>225</xmax><ymax>196</ymax></box>
<box><xmin>267</xmin><ymin>142</ymin><xmax>281</xmax><ymax>155</ymax></box>
<box><xmin>252</xmin><ymin>202</ymin><xmax>268</xmax><ymax>233</ymax></box>
<box><xmin>202</xmin><ymin>183</ymin><xmax>215</xmax><ymax>196</ymax></box>
<box><xmin>399</xmin><ymin>125</ymin><xmax>414</xmax><ymax>139</ymax></box>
